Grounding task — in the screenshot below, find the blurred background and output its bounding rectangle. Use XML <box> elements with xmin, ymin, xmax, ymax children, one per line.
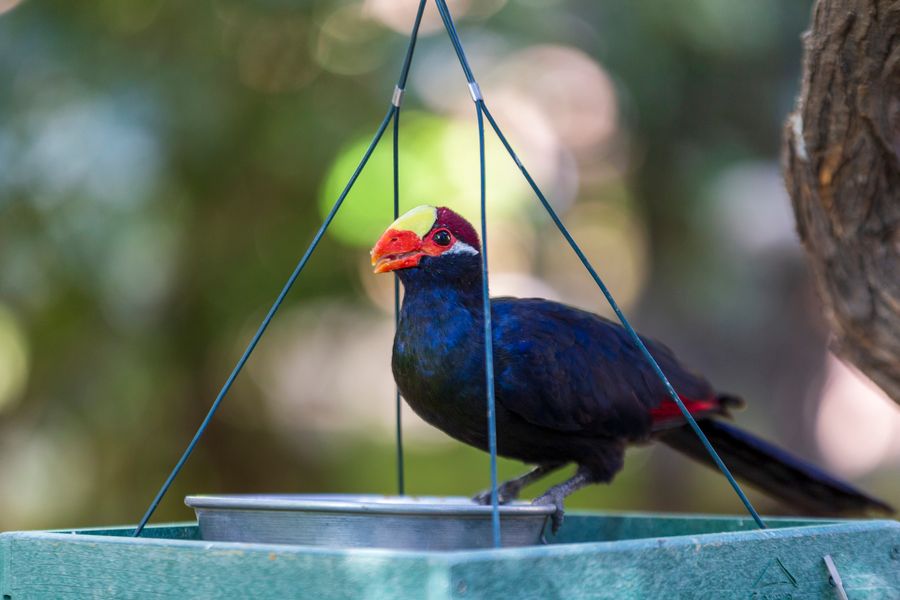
<box><xmin>1</xmin><ymin>0</ymin><xmax>898</xmax><ymax>531</ymax></box>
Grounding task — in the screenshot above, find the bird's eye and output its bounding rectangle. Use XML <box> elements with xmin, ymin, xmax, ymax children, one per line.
<box><xmin>432</xmin><ymin>229</ymin><xmax>452</xmax><ymax>246</ymax></box>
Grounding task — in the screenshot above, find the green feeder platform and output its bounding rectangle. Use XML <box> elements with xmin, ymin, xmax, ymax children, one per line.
<box><xmin>2</xmin><ymin>512</ymin><xmax>899</xmax><ymax>598</ymax></box>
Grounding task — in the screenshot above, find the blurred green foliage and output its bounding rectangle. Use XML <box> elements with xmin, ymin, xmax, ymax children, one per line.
<box><xmin>1</xmin><ymin>0</ymin><xmax>897</xmax><ymax>533</ymax></box>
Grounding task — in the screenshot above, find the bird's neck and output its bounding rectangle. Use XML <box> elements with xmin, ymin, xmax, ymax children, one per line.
<box><xmin>396</xmin><ymin>256</ymin><xmax>484</xmax><ymax>316</ymax></box>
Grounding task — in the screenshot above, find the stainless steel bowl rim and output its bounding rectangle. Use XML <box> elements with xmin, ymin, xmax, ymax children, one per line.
<box><xmin>185</xmin><ymin>493</ymin><xmax>555</xmax><ymax>516</ymax></box>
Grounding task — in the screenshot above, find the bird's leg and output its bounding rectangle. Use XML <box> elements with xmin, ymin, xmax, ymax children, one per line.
<box><xmin>472</xmin><ymin>462</ymin><xmax>566</xmax><ymax>505</ymax></box>
<box><xmin>532</xmin><ymin>467</ymin><xmax>595</xmax><ymax>534</ymax></box>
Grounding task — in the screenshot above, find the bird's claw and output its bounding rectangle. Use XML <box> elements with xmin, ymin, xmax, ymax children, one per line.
<box><xmin>533</xmin><ymin>491</ymin><xmax>565</xmax><ymax>535</ymax></box>
<box><xmin>472</xmin><ymin>483</ymin><xmax>520</xmax><ymax>506</ymax></box>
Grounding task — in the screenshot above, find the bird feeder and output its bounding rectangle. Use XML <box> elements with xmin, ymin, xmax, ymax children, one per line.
<box><xmin>2</xmin><ymin>1</ymin><xmax>898</xmax><ymax>598</ymax></box>
<box><xmin>3</xmin><ymin>514</ymin><xmax>899</xmax><ymax>597</ymax></box>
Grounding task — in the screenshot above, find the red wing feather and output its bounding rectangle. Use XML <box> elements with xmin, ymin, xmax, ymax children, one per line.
<box><xmin>650</xmin><ymin>397</ymin><xmax>721</xmax><ymax>431</ymax></box>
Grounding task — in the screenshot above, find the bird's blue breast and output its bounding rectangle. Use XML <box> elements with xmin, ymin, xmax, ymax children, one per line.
<box><xmin>392</xmin><ymin>283</ymin><xmax>490</xmax><ymax>439</ymax></box>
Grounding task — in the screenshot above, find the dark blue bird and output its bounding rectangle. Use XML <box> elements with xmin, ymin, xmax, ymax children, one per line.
<box><xmin>371</xmin><ymin>205</ymin><xmax>892</xmax><ymax>530</ymax></box>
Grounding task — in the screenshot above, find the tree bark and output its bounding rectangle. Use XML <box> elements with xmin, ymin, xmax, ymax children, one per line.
<box><xmin>783</xmin><ymin>0</ymin><xmax>900</xmax><ymax>405</ymax></box>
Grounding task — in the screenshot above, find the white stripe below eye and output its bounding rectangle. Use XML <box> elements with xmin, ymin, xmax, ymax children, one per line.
<box><xmin>445</xmin><ymin>241</ymin><xmax>479</xmax><ymax>256</ymax></box>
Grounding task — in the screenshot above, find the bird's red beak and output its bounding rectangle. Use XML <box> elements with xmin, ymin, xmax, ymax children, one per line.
<box><xmin>371</xmin><ymin>228</ymin><xmax>424</xmax><ymax>274</ymax></box>
<box><xmin>371</xmin><ymin>205</ymin><xmax>442</xmax><ymax>273</ymax></box>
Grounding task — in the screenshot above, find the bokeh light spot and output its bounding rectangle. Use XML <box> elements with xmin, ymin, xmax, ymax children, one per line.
<box><xmin>0</xmin><ymin>305</ymin><xmax>29</xmax><ymax>414</ymax></box>
<box><xmin>365</xmin><ymin>0</ymin><xmax>503</xmax><ymax>35</ymax></box>
<box><xmin>236</xmin><ymin>15</ymin><xmax>317</xmax><ymax>93</ymax></box>
<box><xmin>706</xmin><ymin>162</ymin><xmax>798</xmax><ymax>254</ymax></box>
<box><xmin>319</xmin><ymin>112</ymin><xmax>528</xmax><ymax>248</ymax></box>
<box><xmin>0</xmin><ymin>0</ymin><xmax>22</xmax><ymax>16</ymax></box>
<box><xmin>815</xmin><ymin>354</ymin><xmax>900</xmax><ymax>477</ymax></box>
<box><xmin>314</xmin><ymin>4</ymin><xmax>387</xmax><ymax>76</ymax></box>
<box><xmin>0</xmin><ymin>427</ymin><xmax>94</xmax><ymax>527</ymax></box>
<box><xmin>542</xmin><ymin>195</ymin><xmax>648</xmax><ymax>315</ymax></box>
<box><xmin>490</xmin><ymin>45</ymin><xmax>619</xmax><ymax>152</ymax></box>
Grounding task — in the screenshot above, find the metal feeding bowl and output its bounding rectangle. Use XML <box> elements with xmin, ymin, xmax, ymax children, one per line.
<box><xmin>185</xmin><ymin>494</ymin><xmax>555</xmax><ymax>551</ymax></box>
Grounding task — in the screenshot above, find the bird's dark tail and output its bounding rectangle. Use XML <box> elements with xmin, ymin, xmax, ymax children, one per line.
<box><xmin>658</xmin><ymin>417</ymin><xmax>894</xmax><ymax>516</ymax></box>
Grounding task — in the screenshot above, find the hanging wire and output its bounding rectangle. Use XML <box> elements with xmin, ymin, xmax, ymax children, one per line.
<box><xmin>433</xmin><ymin>0</ymin><xmax>476</xmax><ymax>83</ymax></box>
<box><xmin>393</xmin><ymin>114</ymin><xmax>405</xmax><ymax>497</ymax></box>
<box><xmin>432</xmin><ymin>0</ymin><xmax>766</xmax><ymax>531</ymax></box>
<box><xmin>480</xmin><ymin>104</ymin><xmax>767</xmax><ymax>530</ymax></box>
<box><xmin>433</xmin><ymin>0</ymin><xmax>502</xmax><ymax>547</ymax></box>
<box><xmin>476</xmin><ymin>100</ymin><xmax>501</xmax><ymax>548</ymax></box>
<box><xmin>395</xmin><ymin>0</ymin><xmax>427</xmax><ymax>91</ymax></box>
<box><xmin>432</xmin><ymin>1</ymin><xmax>473</xmax><ymax>81</ymax></box>
<box><xmin>133</xmin><ymin>0</ymin><xmax>767</xmax><ymax>540</ymax></box>
<box><xmin>131</xmin><ymin>105</ymin><xmax>397</xmax><ymax>537</ymax></box>
<box><xmin>132</xmin><ymin>1</ymin><xmax>431</xmax><ymax>536</ymax></box>
<box><xmin>391</xmin><ymin>0</ymin><xmax>428</xmax><ymax>498</ymax></box>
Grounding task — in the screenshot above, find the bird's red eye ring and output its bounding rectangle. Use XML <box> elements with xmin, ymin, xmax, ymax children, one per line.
<box><xmin>432</xmin><ymin>229</ymin><xmax>452</xmax><ymax>246</ymax></box>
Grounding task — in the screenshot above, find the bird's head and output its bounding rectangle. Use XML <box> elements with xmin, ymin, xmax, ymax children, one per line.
<box><xmin>371</xmin><ymin>205</ymin><xmax>481</xmax><ymax>275</ymax></box>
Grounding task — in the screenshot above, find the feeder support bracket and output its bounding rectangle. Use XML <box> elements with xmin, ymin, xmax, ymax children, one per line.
<box><xmin>468</xmin><ymin>81</ymin><xmax>483</xmax><ymax>103</ymax></box>
<box><xmin>392</xmin><ymin>86</ymin><xmax>405</xmax><ymax>108</ymax></box>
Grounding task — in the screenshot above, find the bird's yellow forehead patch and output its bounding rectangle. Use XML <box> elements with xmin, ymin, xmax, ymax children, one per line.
<box><xmin>388</xmin><ymin>205</ymin><xmax>436</xmax><ymax>237</ymax></box>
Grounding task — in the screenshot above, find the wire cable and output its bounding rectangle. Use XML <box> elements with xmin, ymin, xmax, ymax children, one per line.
<box><xmin>433</xmin><ymin>0</ymin><xmax>765</xmax><ymax>531</ymax></box>
<box><xmin>390</xmin><ymin>0</ymin><xmax>427</xmax><ymax>497</ymax></box>
<box><xmin>480</xmin><ymin>102</ymin><xmax>767</xmax><ymax>529</ymax></box>
<box><xmin>434</xmin><ymin>0</ymin><xmax>503</xmax><ymax>547</ymax></box>
<box><xmin>132</xmin><ymin>105</ymin><xmax>397</xmax><ymax>537</ymax></box>
<box><xmin>476</xmin><ymin>99</ymin><xmax>501</xmax><ymax>547</ymax></box>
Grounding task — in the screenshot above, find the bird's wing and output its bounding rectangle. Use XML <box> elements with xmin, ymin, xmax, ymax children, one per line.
<box><xmin>491</xmin><ymin>298</ymin><xmax>716</xmax><ymax>440</ymax></box>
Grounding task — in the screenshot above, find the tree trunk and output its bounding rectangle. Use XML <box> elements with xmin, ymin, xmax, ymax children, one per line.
<box><xmin>783</xmin><ymin>0</ymin><xmax>900</xmax><ymax>405</ymax></box>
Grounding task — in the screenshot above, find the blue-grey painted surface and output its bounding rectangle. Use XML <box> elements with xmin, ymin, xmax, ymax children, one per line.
<box><xmin>2</xmin><ymin>513</ymin><xmax>898</xmax><ymax>599</ymax></box>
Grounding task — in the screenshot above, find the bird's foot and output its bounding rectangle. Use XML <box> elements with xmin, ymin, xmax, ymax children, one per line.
<box><xmin>472</xmin><ymin>482</ymin><xmax>521</xmax><ymax>506</ymax></box>
<box><xmin>533</xmin><ymin>491</ymin><xmax>565</xmax><ymax>535</ymax></box>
